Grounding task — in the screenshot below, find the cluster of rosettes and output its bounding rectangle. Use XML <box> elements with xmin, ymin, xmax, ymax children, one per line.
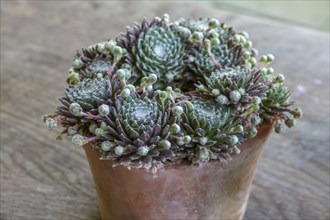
<box><xmin>43</xmin><ymin>14</ymin><xmax>302</xmax><ymax>171</ymax></box>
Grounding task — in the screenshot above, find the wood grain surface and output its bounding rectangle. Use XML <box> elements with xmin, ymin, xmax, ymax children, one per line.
<box><xmin>1</xmin><ymin>1</ymin><xmax>329</xmax><ymax>220</ymax></box>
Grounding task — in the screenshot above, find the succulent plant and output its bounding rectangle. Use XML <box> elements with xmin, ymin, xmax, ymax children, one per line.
<box><xmin>66</xmin><ymin>77</ymin><xmax>111</xmax><ymax>103</ymax></box>
<box><xmin>178</xmin><ymin>98</ymin><xmax>259</xmax><ymax>163</ymax></box>
<box><xmin>195</xmin><ymin>67</ymin><xmax>268</xmax><ymax>110</ymax></box>
<box><xmin>99</xmin><ymin>92</ymin><xmax>183</xmax><ymax>168</ymax></box>
<box><xmin>187</xmin><ymin>44</ymin><xmax>244</xmax><ymax>77</ymax></box>
<box><xmin>117</xmin><ymin>16</ymin><xmax>186</xmax><ymax>88</ymax></box>
<box><xmin>43</xmin><ymin>15</ymin><xmax>302</xmax><ymax>172</ymax></box>
<box><xmin>261</xmin><ymin>81</ymin><xmax>302</xmax><ymax>133</ymax></box>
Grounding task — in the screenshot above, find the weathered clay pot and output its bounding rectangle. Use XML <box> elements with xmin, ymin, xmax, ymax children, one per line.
<box><xmin>84</xmin><ymin>122</ymin><xmax>273</xmax><ymax>220</ymax></box>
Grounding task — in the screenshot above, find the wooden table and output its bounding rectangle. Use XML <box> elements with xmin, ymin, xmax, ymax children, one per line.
<box><xmin>1</xmin><ymin>2</ymin><xmax>329</xmax><ymax>219</ymax></box>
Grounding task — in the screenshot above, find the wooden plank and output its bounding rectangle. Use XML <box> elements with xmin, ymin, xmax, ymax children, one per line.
<box><xmin>1</xmin><ymin>1</ymin><xmax>329</xmax><ymax>219</ymax></box>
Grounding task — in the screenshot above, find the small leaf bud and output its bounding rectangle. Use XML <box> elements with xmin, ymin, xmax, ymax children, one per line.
<box><xmin>97</xmin><ymin>43</ymin><xmax>105</xmax><ymax>53</ymax></box>
<box><xmin>234</xmin><ymin>125</ymin><xmax>244</xmax><ymax>133</ymax></box>
<box><xmin>233</xmin><ymin>146</ymin><xmax>241</xmax><ymax>154</ymax></box>
<box><xmin>251</xmin><ymin>115</ymin><xmax>262</xmax><ymax>125</ymax></box>
<box><xmin>267</xmin><ymin>67</ymin><xmax>274</xmax><ymax>75</ymax></box>
<box><xmin>69</xmin><ymin>103</ymin><xmax>82</xmax><ymax>116</ymax></box>
<box><xmin>216</xmin><ymin>95</ymin><xmax>229</xmax><ymax>105</ymax></box>
<box><xmin>101</xmin><ymin>141</ymin><xmax>114</xmax><ymax>151</ymax></box>
<box><xmin>238</xmin><ymin>88</ymin><xmax>245</xmax><ymax>95</ymax></box>
<box><xmin>266</xmin><ymin>54</ymin><xmax>275</xmax><ymax>62</ymax></box>
<box><xmin>243</xmin><ymin>51</ymin><xmax>251</xmax><ymax>60</ymax></box>
<box><xmin>67</xmin><ymin>72</ymin><xmax>80</xmax><ymax>85</ymax></box>
<box><xmin>72</xmin><ymin>134</ymin><xmax>86</xmax><ymax>146</ymax></box>
<box><xmin>172</xmin><ymin>106</ymin><xmax>184</xmax><ymax>117</ymax></box>
<box><xmin>113</xmin><ymin>46</ymin><xmax>122</xmax><ymax>56</ymax></box>
<box><xmin>197</xmin><ymin>147</ymin><xmax>211</xmax><ymax>162</ymax></box>
<box><xmin>285</xmin><ymin>118</ymin><xmax>296</xmax><ymax>128</ymax></box>
<box><xmin>244</xmin><ymin>40</ymin><xmax>252</xmax><ymax>49</ymax></box>
<box><xmin>229</xmin><ymin>90</ymin><xmax>241</xmax><ymax>103</ymax></box>
<box><xmin>114</xmin><ymin>146</ymin><xmax>124</xmax><ymax>156</ymax></box>
<box><xmin>68</xmin><ymin>68</ymin><xmax>75</xmax><ymax>75</ymax></box>
<box><xmin>116</xmin><ymin>69</ymin><xmax>126</xmax><ymax>80</ymax></box>
<box><xmin>105</xmin><ymin>40</ymin><xmax>117</xmax><ymax>52</ymax></box>
<box><xmin>158</xmin><ymin>140</ymin><xmax>171</xmax><ymax>150</ymax></box>
<box><xmin>248</xmin><ymin>127</ymin><xmax>258</xmax><ymax>137</ymax></box>
<box><xmin>197</xmin><ymin>84</ymin><xmax>208</xmax><ymax>92</ymax></box>
<box><xmin>120</xmin><ymin>88</ymin><xmax>131</xmax><ymax>98</ymax></box>
<box><xmin>163</xmin><ymin>13</ymin><xmax>170</xmax><ymax>21</ymax></box>
<box><xmin>170</xmin><ymin>123</ymin><xmax>181</xmax><ymax>134</ymax></box>
<box><xmin>177</xmin><ymin>27</ymin><xmax>192</xmax><ymax>38</ymax></box>
<box><xmin>154</xmin><ymin>17</ymin><xmax>161</xmax><ymax>22</ymax></box>
<box><xmin>293</xmin><ymin>108</ymin><xmax>303</xmax><ymax>118</ymax></box>
<box><xmin>252</xmin><ymin>96</ymin><xmax>261</xmax><ymax>105</ymax></box>
<box><xmin>146</xmin><ymin>85</ymin><xmax>153</xmax><ymax>92</ymax></box>
<box><xmin>176</xmin><ymin>139</ymin><xmax>185</xmax><ymax>146</ymax></box>
<box><xmin>185</xmin><ymin>101</ymin><xmax>194</xmax><ymax>111</ymax></box>
<box><xmin>160</xmin><ymin>91</ymin><xmax>167</xmax><ymax>100</ymax></box>
<box><xmin>45</xmin><ymin>117</ymin><xmax>57</xmax><ymax>130</ymax></box>
<box><xmin>220</xmin><ymin>22</ymin><xmax>227</xmax><ymax>28</ymax></box>
<box><xmin>208</xmin><ymin>18</ymin><xmax>220</xmax><ymax>28</ymax></box>
<box><xmin>95</xmin><ymin>128</ymin><xmax>105</xmax><ymax>137</ymax></box>
<box><xmin>209</xmin><ymin>31</ymin><xmax>219</xmax><ymax>39</ymax></box>
<box><xmin>166</xmin><ymin>86</ymin><xmax>173</xmax><ymax>93</ymax></box>
<box><xmin>248</xmin><ymin>57</ymin><xmax>257</xmax><ymax>66</ymax></box>
<box><xmin>140</xmin><ymin>76</ymin><xmax>148</xmax><ymax>85</ymax></box>
<box><xmin>276</xmin><ymin>74</ymin><xmax>285</xmax><ymax>83</ymax></box>
<box><xmin>228</xmin><ymin>135</ymin><xmax>239</xmax><ymax>146</ymax></box>
<box><xmin>100</xmin><ymin>121</ymin><xmax>108</xmax><ymax>130</ymax></box>
<box><xmin>275</xmin><ymin>124</ymin><xmax>283</xmax><ymax>134</ymax></box>
<box><xmin>121</xmin><ymin>63</ymin><xmax>131</xmax><ymax>70</ymax></box>
<box><xmin>251</xmin><ymin>48</ymin><xmax>258</xmax><ymax>57</ymax></box>
<box><xmin>204</xmin><ymin>39</ymin><xmax>211</xmax><ymax>48</ymax></box>
<box><xmin>89</xmin><ymin>123</ymin><xmax>98</xmax><ymax>134</ymax></box>
<box><xmin>182</xmin><ymin>135</ymin><xmax>192</xmax><ymax>144</ymax></box>
<box><xmin>147</xmin><ymin>74</ymin><xmax>158</xmax><ymax>84</ymax></box>
<box><xmin>260</xmin><ymin>55</ymin><xmax>268</xmax><ymax>62</ymax></box>
<box><xmin>98</xmin><ymin>104</ymin><xmax>110</xmax><ymax>116</ymax></box>
<box><xmin>211</xmin><ymin>89</ymin><xmax>220</xmax><ymax>96</ymax></box>
<box><xmin>125</xmin><ymin>84</ymin><xmax>136</xmax><ymax>93</ymax></box>
<box><xmin>137</xmin><ymin>146</ymin><xmax>149</xmax><ymax>156</ymax></box>
<box><xmin>192</xmin><ymin>31</ymin><xmax>204</xmax><ymax>43</ymax></box>
<box><xmin>233</xmin><ymin>34</ymin><xmax>241</xmax><ymax>43</ymax></box>
<box><xmin>239</xmin><ymin>35</ymin><xmax>247</xmax><ymax>44</ymax></box>
<box><xmin>73</xmin><ymin>59</ymin><xmax>83</xmax><ymax>69</ymax></box>
<box><xmin>199</xmin><ymin>137</ymin><xmax>208</xmax><ymax>146</ymax></box>
<box><xmin>211</xmin><ymin>38</ymin><xmax>220</xmax><ymax>47</ymax></box>
<box><xmin>68</xmin><ymin>127</ymin><xmax>77</xmax><ymax>135</ymax></box>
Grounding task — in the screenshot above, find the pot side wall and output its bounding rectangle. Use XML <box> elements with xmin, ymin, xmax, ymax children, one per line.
<box><xmin>84</xmin><ymin>123</ymin><xmax>273</xmax><ymax>220</ymax></box>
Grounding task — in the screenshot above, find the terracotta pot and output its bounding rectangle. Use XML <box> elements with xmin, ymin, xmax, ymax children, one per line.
<box><xmin>84</xmin><ymin>122</ymin><xmax>273</xmax><ymax>220</ymax></box>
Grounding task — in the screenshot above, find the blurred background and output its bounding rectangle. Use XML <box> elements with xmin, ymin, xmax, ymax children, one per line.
<box><xmin>212</xmin><ymin>1</ymin><xmax>329</xmax><ymax>32</ymax></box>
<box><xmin>1</xmin><ymin>1</ymin><xmax>329</xmax><ymax>220</ymax></box>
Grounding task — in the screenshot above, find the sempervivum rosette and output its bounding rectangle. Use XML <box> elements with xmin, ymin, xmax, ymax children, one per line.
<box><xmin>94</xmin><ymin>91</ymin><xmax>183</xmax><ymax>170</ymax></box>
<box><xmin>43</xmin><ymin>14</ymin><xmax>302</xmax><ymax>172</ymax></box>
<box><xmin>117</xmin><ymin>15</ymin><xmax>186</xmax><ymax>88</ymax></box>
<box><xmin>44</xmin><ymin>76</ymin><xmax>121</xmax><ymax>140</ymax></box>
<box><xmin>178</xmin><ymin>99</ymin><xmax>244</xmax><ymax>163</ymax></box>
<box><xmin>66</xmin><ymin>77</ymin><xmax>112</xmax><ymax>104</ymax></box>
<box><xmin>187</xmin><ymin>44</ymin><xmax>241</xmax><ymax>76</ymax></box>
<box><xmin>195</xmin><ymin>67</ymin><xmax>268</xmax><ymax>110</ymax></box>
<box><xmin>177</xmin><ymin>17</ymin><xmax>258</xmax><ymax>84</ymax></box>
<box><xmin>261</xmin><ymin>78</ymin><xmax>303</xmax><ymax>133</ymax></box>
<box><xmin>67</xmin><ymin>40</ymin><xmax>125</xmax><ymax>85</ymax></box>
